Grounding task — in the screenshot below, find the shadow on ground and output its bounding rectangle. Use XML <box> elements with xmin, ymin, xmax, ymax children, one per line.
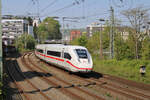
<box><xmin>3</xmin><ymin>52</ymin><xmax>53</xmax><ymax>100</ymax></box>
<box><xmin>74</xmin><ymin>71</ymin><xmax>103</xmax><ymax>79</ymax></box>
<box><xmin>42</xmin><ymin>57</ymin><xmax>103</xmax><ymax>79</ymax></box>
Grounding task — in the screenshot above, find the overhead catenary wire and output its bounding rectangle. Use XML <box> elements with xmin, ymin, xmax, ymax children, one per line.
<box><xmin>82</xmin><ymin>0</ymin><xmax>85</xmax><ymax>17</ymax></box>
<box><xmin>22</xmin><ymin>0</ymin><xmax>145</xmax><ymax>28</ymax></box>
<box><xmin>110</xmin><ymin>0</ymin><xmax>133</xmax><ymax>9</ymax></box>
<box><xmin>23</xmin><ymin>0</ymin><xmax>35</xmax><ymax>15</ymax></box>
<box><xmin>41</xmin><ymin>0</ymin><xmax>84</xmax><ymax>17</ymax></box>
<box><xmin>40</xmin><ymin>0</ymin><xmax>58</xmax><ymax>13</ymax></box>
<box><xmin>84</xmin><ymin>11</ymin><xmax>109</xmax><ymax>18</ymax></box>
<box><xmin>23</xmin><ymin>0</ymin><xmax>39</xmax><ymax>17</ymax></box>
<box><xmin>35</xmin><ymin>0</ymin><xmax>40</xmax><ymax>17</ymax></box>
<box><xmin>41</xmin><ymin>3</ymin><xmax>76</xmax><ymax>17</ymax></box>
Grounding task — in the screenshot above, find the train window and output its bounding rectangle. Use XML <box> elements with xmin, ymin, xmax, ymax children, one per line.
<box><xmin>75</xmin><ymin>49</ymin><xmax>88</xmax><ymax>59</ymax></box>
<box><xmin>47</xmin><ymin>51</ymin><xmax>61</xmax><ymax>57</ymax></box>
<box><xmin>37</xmin><ymin>49</ymin><xmax>43</xmax><ymax>53</ymax></box>
<box><xmin>64</xmin><ymin>53</ymin><xmax>71</xmax><ymax>60</ymax></box>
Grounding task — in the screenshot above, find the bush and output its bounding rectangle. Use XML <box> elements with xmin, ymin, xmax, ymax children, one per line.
<box><xmin>93</xmin><ymin>58</ymin><xmax>150</xmax><ymax>84</ymax></box>
<box><xmin>15</xmin><ymin>34</ymin><xmax>36</xmax><ymax>52</ymax></box>
<box><xmin>70</xmin><ymin>35</ymin><xmax>88</xmax><ymax>47</ymax></box>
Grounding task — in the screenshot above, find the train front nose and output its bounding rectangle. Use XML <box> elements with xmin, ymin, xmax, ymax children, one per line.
<box><xmin>77</xmin><ymin>58</ymin><xmax>93</xmax><ymax>72</ymax></box>
<box><xmin>74</xmin><ymin>48</ymin><xmax>93</xmax><ymax>72</ymax></box>
<box><xmin>80</xmin><ymin>59</ymin><xmax>88</xmax><ymax>64</ymax></box>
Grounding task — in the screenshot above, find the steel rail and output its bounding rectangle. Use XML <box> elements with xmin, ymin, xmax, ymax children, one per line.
<box><xmin>90</xmin><ymin>77</ymin><xmax>150</xmax><ymax>99</ymax></box>
<box><xmin>21</xmin><ymin>53</ymin><xmax>87</xmax><ymax>100</ymax></box>
<box><xmin>25</xmin><ymin>53</ymin><xmax>105</xmax><ymax>100</ymax></box>
<box><xmin>17</xmin><ymin>54</ymin><xmax>52</xmax><ymax>100</ymax></box>
<box><xmin>103</xmin><ymin>74</ymin><xmax>150</xmax><ymax>91</ymax></box>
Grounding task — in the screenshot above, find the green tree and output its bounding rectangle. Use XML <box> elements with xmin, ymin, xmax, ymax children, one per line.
<box><xmin>37</xmin><ymin>17</ymin><xmax>62</xmax><ymax>43</ymax></box>
<box><xmin>26</xmin><ymin>35</ymin><xmax>36</xmax><ymax>49</ymax></box>
<box><xmin>114</xmin><ymin>32</ymin><xmax>131</xmax><ymax>60</ymax></box>
<box><xmin>142</xmin><ymin>37</ymin><xmax>150</xmax><ymax>60</ymax></box>
<box><xmin>78</xmin><ymin>35</ymin><xmax>88</xmax><ymax>46</ymax></box>
<box><xmin>15</xmin><ymin>34</ymin><xmax>36</xmax><ymax>52</ymax></box>
<box><xmin>27</xmin><ymin>17</ymin><xmax>33</xmax><ymax>26</ymax></box>
<box><xmin>37</xmin><ymin>25</ymin><xmax>47</xmax><ymax>43</ymax></box>
<box><xmin>70</xmin><ymin>35</ymin><xmax>87</xmax><ymax>47</ymax></box>
<box><xmin>86</xmin><ymin>32</ymin><xmax>100</xmax><ymax>54</ymax></box>
<box><xmin>126</xmin><ymin>32</ymin><xmax>138</xmax><ymax>59</ymax></box>
<box><xmin>122</xmin><ymin>7</ymin><xmax>149</xmax><ymax>59</ymax></box>
<box><xmin>33</xmin><ymin>23</ymin><xmax>38</xmax><ymax>40</ymax></box>
<box><xmin>102</xmin><ymin>26</ymin><xmax>110</xmax><ymax>50</ymax></box>
<box><xmin>70</xmin><ymin>38</ymin><xmax>79</xmax><ymax>45</ymax></box>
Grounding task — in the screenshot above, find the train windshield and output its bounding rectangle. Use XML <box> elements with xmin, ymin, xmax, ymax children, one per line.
<box><xmin>75</xmin><ymin>49</ymin><xmax>88</xmax><ymax>59</ymax></box>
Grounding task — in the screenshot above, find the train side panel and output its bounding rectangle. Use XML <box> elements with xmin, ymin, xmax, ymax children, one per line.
<box><xmin>44</xmin><ymin>46</ymin><xmax>62</xmax><ymax>67</ymax></box>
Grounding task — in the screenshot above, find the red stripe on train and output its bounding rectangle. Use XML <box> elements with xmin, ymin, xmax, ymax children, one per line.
<box><xmin>45</xmin><ymin>55</ymin><xmax>64</xmax><ymax>62</ymax></box>
<box><xmin>66</xmin><ymin>60</ymin><xmax>92</xmax><ymax>70</ymax></box>
<box><xmin>36</xmin><ymin>52</ymin><xmax>64</xmax><ymax>62</ymax></box>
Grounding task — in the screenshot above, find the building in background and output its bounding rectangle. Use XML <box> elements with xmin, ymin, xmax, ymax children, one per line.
<box><xmin>87</xmin><ymin>22</ymin><xmax>131</xmax><ymax>40</ymax></box>
<box><xmin>2</xmin><ymin>18</ymin><xmax>34</xmax><ymax>45</ymax></box>
<box><xmin>116</xmin><ymin>26</ymin><xmax>131</xmax><ymax>40</ymax></box>
<box><xmin>33</xmin><ymin>18</ymin><xmax>41</xmax><ymax>27</ymax></box>
<box><xmin>2</xmin><ymin>19</ymin><xmax>33</xmax><ymax>36</ymax></box>
<box><xmin>86</xmin><ymin>22</ymin><xmax>105</xmax><ymax>37</ymax></box>
<box><xmin>70</xmin><ymin>30</ymin><xmax>82</xmax><ymax>41</ymax></box>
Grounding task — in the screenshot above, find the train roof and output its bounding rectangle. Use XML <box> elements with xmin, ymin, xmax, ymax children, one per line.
<box><xmin>36</xmin><ymin>44</ymin><xmax>87</xmax><ymax>49</ymax></box>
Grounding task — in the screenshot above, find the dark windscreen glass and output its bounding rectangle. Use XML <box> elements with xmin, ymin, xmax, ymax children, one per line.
<box><xmin>76</xmin><ymin>49</ymin><xmax>88</xmax><ymax>58</ymax></box>
<box><xmin>64</xmin><ymin>53</ymin><xmax>71</xmax><ymax>60</ymax></box>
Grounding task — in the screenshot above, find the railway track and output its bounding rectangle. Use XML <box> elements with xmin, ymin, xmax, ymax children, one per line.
<box><xmin>21</xmin><ymin>52</ymin><xmax>105</xmax><ymax>100</ymax></box>
<box><xmin>5</xmin><ymin>60</ymin><xmax>28</xmax><ymax>100</ymax></box>
<box><xmin>6</xmin><ymin>52</ymin><xmax>150</xmax><ymax>100</ymax></box>
<box><xmin>102</xmin><ymin>74</ymin><xmax>150</xmax><ymax>92</ymax></box>
<box><xmin>5</xmin><ymin>59</ymin><xmax>52</xmax><ymax>100</ymax></box>
<box><xmin>29</xmin><ymin>52</ymin><xmax>150</xmax><ymax>100</ymax></box>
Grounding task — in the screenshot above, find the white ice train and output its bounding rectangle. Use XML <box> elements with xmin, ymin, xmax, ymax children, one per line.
<box><xmin>35</xmin><ymin>44</ymin><xmax>93</xmax><ymax>73</ymax></box>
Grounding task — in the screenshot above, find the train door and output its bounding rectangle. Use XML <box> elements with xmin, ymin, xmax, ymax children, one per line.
<box><xmin>60</xmin><ymin>48</ymin><xmax>66</xmax><ymax>68</ymax></box>
<box><xmin>63</xmin><ymin>49</ymin><xmax>72</xmax><ymax>71</ymax></box>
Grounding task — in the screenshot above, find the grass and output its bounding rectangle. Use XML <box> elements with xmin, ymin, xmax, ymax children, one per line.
<box><xmin>105</xmin><ymin>92</ymin><xmax>112</xmax><ymax>98</ymax></box>
<box><xmin>92</xmin><ymin>56</ymin><xmax>150</xmax><ymax>84</ymax></box>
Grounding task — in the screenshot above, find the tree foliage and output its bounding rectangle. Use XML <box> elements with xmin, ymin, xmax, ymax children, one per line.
<box><xmin>86</xmin><ymin>32</ymin><xmax>100</xmax><ymax>54</ymax></box>
<box><xmin>142</xmin><ymin>37</ymin><xmax>150</xmax><ymax>60</ymax></box>
<box><xmin>37</xmin><ymin>17</ymin><xmax>62</xmax><ymax>43</ymax></box>
<box><xmin>78</xmin><ymin>35</ymin><xmax>88</xmax><ymax>46</ymax></box>
<box><xmin>15</xmin><ymin>34</ymin><xmax>36</xmax><ymax>52</ymax></box>
<box><xmin>114</xmin><ymin>32</ymin><xmax>131</xmax><ymax>60</ymax></box>
<box><xmin>122</xmin><ymin>7</ymin><xmax>149</xmax><ymax>59</ymax></box>
<box><xmin>33</xmin><ymin>24</ymin><xmax>38</xmax><ymax>40</ymax></box>
<box><xmin>70</xmin><ymin>35</ymin><xmax>88</xmax><ymax>47</ymax></box>
<box><xmin>102</xmin><ymin>26</ymin><xmax>110</xmax><ymax>50</ymax></box>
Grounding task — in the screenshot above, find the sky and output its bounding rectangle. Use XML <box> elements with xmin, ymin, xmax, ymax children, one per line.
<box><xmin>2</xmin><ymin>0</ymin><xmax>150</xmax><ymax>29</ymax></box>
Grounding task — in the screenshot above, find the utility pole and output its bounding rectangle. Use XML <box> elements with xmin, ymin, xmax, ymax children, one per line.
<box><xmin>100</xmin><ymin>24</ymin><xmax>103</xmax><ymax>59</ymax></box>
<box><xmin>110</xmin><ymin>6</ymin><xmax>115</xmax><ymax>59</ymax></box>
<box><xmin>62</xmin><ymin>17</ymin><xmax>79</xmax><ymax>44</ymax></box>
<box><xmin>62</xmin><ymin>17</ymin><xmax>65</xmax><ymax>44</ymax></box>
<box><xmin>0</xmin><ymin>0</ymin><xmax>2</xmax><ymax>80</ymax></box>
<box><xmin>99</xmin><ymin>19</ymin><xmax>105</xmax><ymax>59</ymax></box>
